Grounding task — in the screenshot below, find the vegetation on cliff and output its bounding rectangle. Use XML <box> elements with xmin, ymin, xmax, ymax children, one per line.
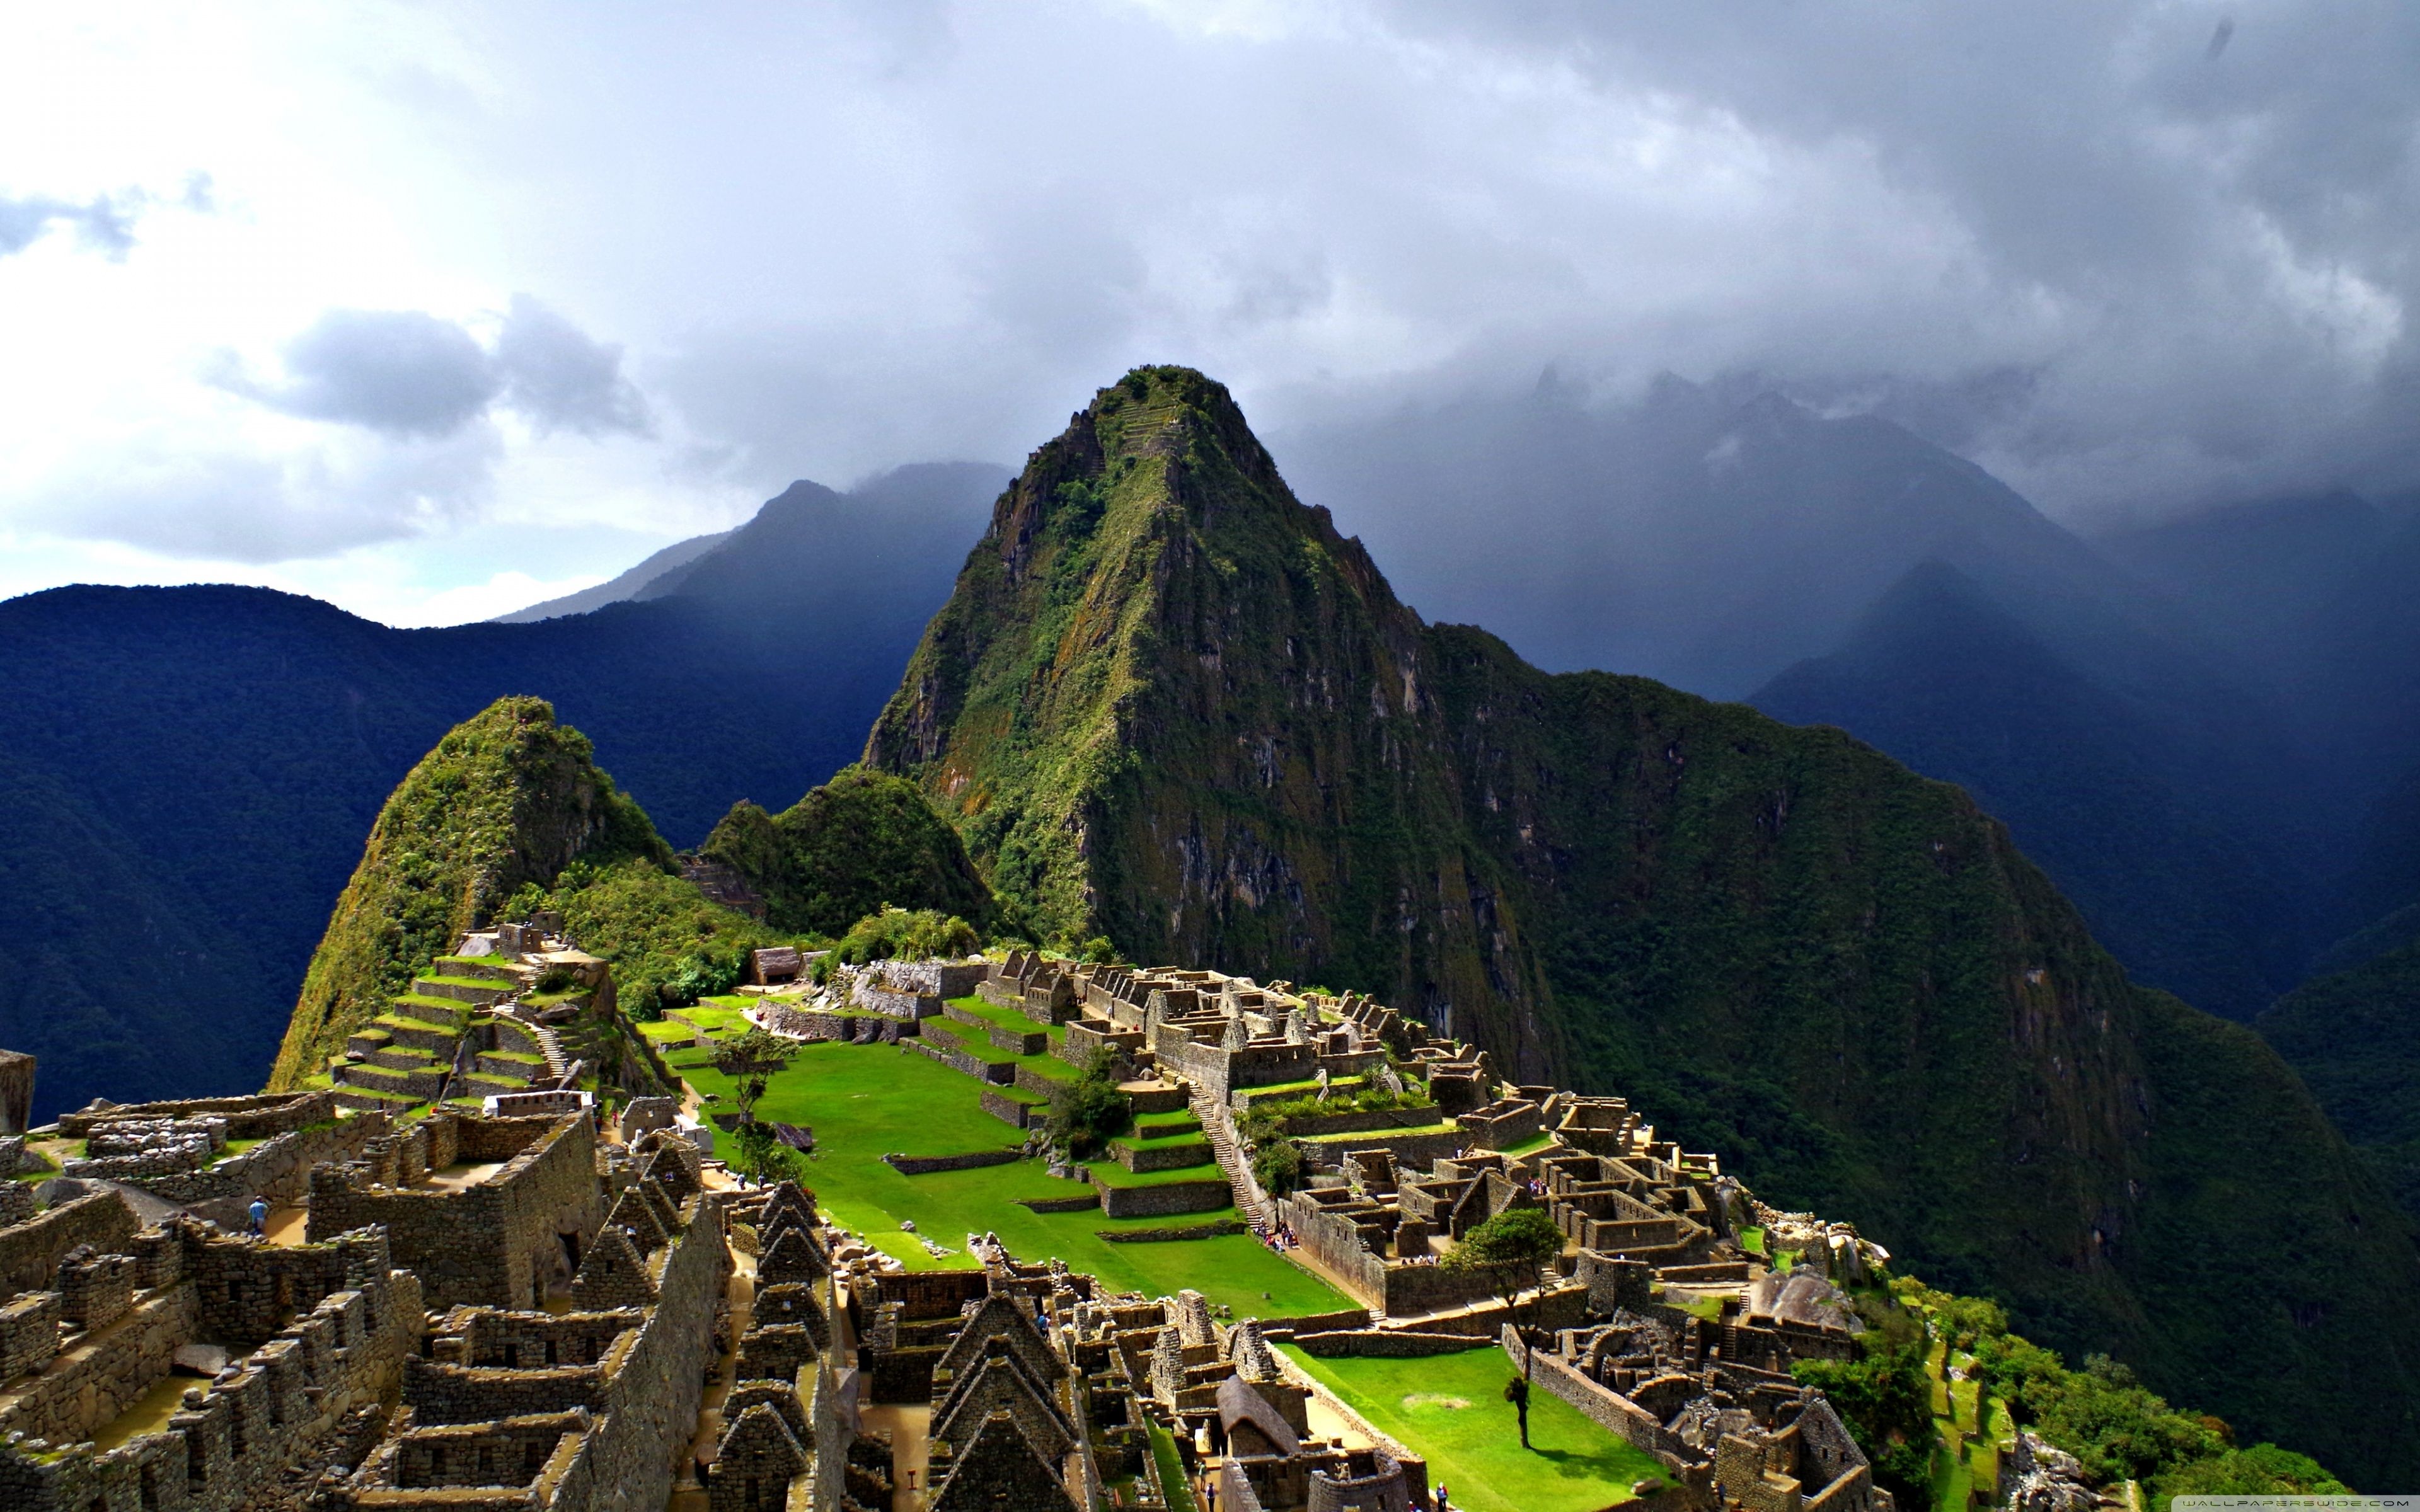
<box><xmin>2256</xmin><ymin>940</ymin><xmax>2420</xmax><ymax>1218</ymax></box>
<box><xmin>700</xmin><ymin>764</ymin><xmax>993</xmax><ymax>936</ymax></box>
<box><xmin>541</xmin><ymin>857</ymin><xmax>785</xmax><ymax>1015</ymax></box>
<box><xmin>865</xmin><ymin>365</ymin><xmax>2420</xmax><ymax>1484</ymax></box>
<box><xmin>269</xmin><ymin>697</ymin><xmax>670</xmax><ymax>1087</ymax></box>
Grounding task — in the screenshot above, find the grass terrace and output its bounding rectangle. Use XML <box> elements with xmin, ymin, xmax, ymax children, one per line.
<box><xmin>673</xmin><ymin>1038</ymin><xmax>1346</xmax><ymax>1319</ymax></box>
<box><xmin>1276</xmin><ymin>1343</ymin><xmax>1662</xmax><ymax>1512</ymax></box>
<box><xmin>1297</xmin><ymin>1120</ymin><xmax>1461</xmax><ymax>1146</ymax></box>
<box><xmin>942</xmin><ymin>994</ymin><xmax>1067</xmax><ymax>1039</ymax></box>
<box><xmin>1233</xmin><ymin>1075</ymin><xmax>1368</xmax><ymax>1108</ymax></box>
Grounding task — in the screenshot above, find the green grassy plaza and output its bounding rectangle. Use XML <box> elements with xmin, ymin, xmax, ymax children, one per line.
<box><xmin>671</xmin><ymin>1034</ymin><xmax>1346</xmax><ymax>1318</ymax></box>
<box><xmin>1276</xmin><ymin>1344</ymin><xmax>1663</xmax><ymax>1512</ymax></box>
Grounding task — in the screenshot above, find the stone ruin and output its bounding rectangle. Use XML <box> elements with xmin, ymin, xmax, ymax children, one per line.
<box><xmin>0</xmin><ymin>922</ymin><xmax>1947</xmax><ymax>1512</ymax></box>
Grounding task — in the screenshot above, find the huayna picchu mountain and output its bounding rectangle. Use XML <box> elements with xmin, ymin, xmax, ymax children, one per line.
<box><xmin>268</xmin><ymin>696</ymin><xmax>671</xmax><ymax>1089</ymax></box>
<box><xmin>868</xmin><ymin>365</ymin><xmax>2420</xmax><ymax>1485</ymax></box>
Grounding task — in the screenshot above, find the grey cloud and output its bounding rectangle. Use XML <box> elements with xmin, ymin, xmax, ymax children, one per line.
<box><xmin>221</xmin><ymin>309</ymin><xmax>500</xmax><ymax>437</ymax></box>
<box><xmin>494</xmin><ymin>295</ymin><xmax>651</xmax><ymax>437</ymax></box>
<box><xmin>214</xmin><ymin>301</ymin><xmax>648</xmax><ymax>440</ymax></box>
<box><xmin>0</xmin><ymin>192</ymin><xmax>141</xmax><ymax>259</ymax></box>
<box><xmin>1354</xmin><ymin>1</ymin><xmax>2420</xmax><ymax>520</ymax></box>
<box><xmin>28</xmin><ymin>426</ymin><xmax>502</xmax><ymax>563</ymax></box>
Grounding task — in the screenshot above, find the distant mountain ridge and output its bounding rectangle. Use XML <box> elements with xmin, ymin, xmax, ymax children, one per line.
<box><xmin>0</xmin><ymin>462</ymin><xmax>1006</xmax><ymax>1120</ymax></box>
<box><xmin>490</xmin><ymin>528</ymin><xmax>734</xmax><ymax>622</ymax></box>
<box><xmin>868</xmin><ymin>365</ymin><xmax>2420</xmax><ymax>1485</ymax></box>
<box><xmin>1753</xmin><ymin>561</ymin><xmax>2316</xmax><ymax>1019</ymax></box>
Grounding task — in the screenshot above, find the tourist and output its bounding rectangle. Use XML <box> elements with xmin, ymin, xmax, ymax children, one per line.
<box><xmin>248</xmin><ymin>1194</ymin><xmax>268</xmax><ymax>1237</ymax></box>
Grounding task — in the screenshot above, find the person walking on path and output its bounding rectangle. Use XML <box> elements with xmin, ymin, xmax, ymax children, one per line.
<box><xmin>248</xmin><ymin>1195</ymin><xmax>269</xmax><ymax>1237</ymax></box>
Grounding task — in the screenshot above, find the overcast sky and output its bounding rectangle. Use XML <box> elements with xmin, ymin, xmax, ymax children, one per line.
<box><xmin>3</xmin><ymin>2</ymin><xmax>2413</xmax><ymax>625</ymax></box>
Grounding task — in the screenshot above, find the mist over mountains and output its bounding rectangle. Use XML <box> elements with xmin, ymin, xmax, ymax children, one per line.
<box><xmin>1278</xmin><ymin>377</ymin><xmax>2420</xmax><ymax>1017</ymax></box>
<box><xmin>6</xmin><ymin>371</ymin><xmax>2419</xmax><ymax>1124</ymax></box>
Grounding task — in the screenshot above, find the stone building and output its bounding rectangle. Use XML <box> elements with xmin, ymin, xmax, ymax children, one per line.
<box><xmin>0</xmin><ymin>1205</ymin><xmax>421</xmax><ymax>1512</ymax></box>
<box><xmin>306</xmin><ymin>1109</ymin><xmax>606</xmax><ymax>1310</ymax></box>
<box><xmin>320</xmin><ymin>1130</ymin><xmax>736</xmax><ymax>1512</ymax></box>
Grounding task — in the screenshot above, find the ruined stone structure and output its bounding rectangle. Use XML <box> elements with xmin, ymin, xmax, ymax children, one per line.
<box><xmin>0</xmin><ymin>915</ymin><xmax>1924</xmax><ymax>1512</ymax></box>
<box><xmin>306</xmin><ymin>1109</ymin><xmax>605</xmax><ymax>1310</ymax></box>
<box><xmin>326</xmin><ymin>1131</ymin><xmax>732</xmax><ymax>1512</ymax></box>
<box><xmin>0</xmin><ymin>1197</ymin><xmax>421</xmax><ymax>1511</ymax></box>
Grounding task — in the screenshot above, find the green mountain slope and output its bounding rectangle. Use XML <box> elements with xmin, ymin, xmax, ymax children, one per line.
<box><xmin>2257</xmin><ymin>942</ymin><xmax>2420</xmax><ymax>1218</ymax></box>
<box><xmin>867</xmin><ymin>365</ymin><xmax>2420</xmax><ymax>1484</ymax></box>
<box><xmin>700</xmin><ymin>764</ymin><xmax>993</xmax><ymax>937</ymax></box>
<box><xmin>269</xmin><ymin>696</ymin><xmax>670</xmax><ymax>1087</ymax></box>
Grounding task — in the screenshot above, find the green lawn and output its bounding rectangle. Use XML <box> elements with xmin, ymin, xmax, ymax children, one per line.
<box><xmin>1150</xmin><ymin>1422</ymin><xmax>1200</xmax><ymax>1512</ymax></box>
<box><xmin>676</xmin><ymin>1038</ymin><xmax>1346</xmax><ymax>1319</ymax></box>
<box><xmin>942</xmin><ymin>994</ymin><xmax>1066</xmax><ymax>1039</ymax></box>
<box><xmin>1299</xmin><ymin>1120</ymin><xmax>1461</xmax><ymax>1145</ymax></box>
<box><xmin>1276</xmin><ymin>1344</ymin><xmax>1662</xmax><ymax>1512</ymax></box>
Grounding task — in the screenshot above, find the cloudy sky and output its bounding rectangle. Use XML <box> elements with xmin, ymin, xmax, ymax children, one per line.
<box><xmin>3</xmin><ymin>1</ymin><xmax>2413</xmax><ymax>626</ymax></box>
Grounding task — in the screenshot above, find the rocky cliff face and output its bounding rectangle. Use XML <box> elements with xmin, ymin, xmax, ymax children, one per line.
<box><xmin>868</xmin><ymin>366</ymin><xmax>2420</xmax><ymax>1483</ymax></box>
<box><xmin>269</xmin><ymin>697</ymin><xmax>670</xmax><ymax>1088</ymax></box>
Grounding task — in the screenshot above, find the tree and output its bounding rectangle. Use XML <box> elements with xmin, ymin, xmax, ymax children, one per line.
<box><xmin>1043</xmin><ymin>1048</ymin><xmax>1132</xmax><ymax>1159</ymax></box>
<box><xmin>711</xmin><ymin>1028</ymin><xmax>798</xmax><ymax>1129</ymax></box>
<box><xmin>1794</xmin><ymin>1332</ymin><xmax>1934</xmax><ymax>1509</ymax></box>
<box><xmin>1443</xmin><ymin>1205</ymin><xmax>1563</xmax><ymax>1446</ymax></box>
<box><xmin>729</xmin><ymin>1120</ymin><xmax>807</xmax><ymax>1188</ymax></box>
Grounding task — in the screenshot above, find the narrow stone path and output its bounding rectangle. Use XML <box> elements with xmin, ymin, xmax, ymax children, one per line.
<box><xmin>666</xmin><ymin>1248</ymin><xmax>756</xmax><ymax>1512</ymax></box>
<box><xmin>1189</xmin><ymin>1084</ymin><xmax>1270</xmax><ymax>1232</ymax></box>
<box><xmin>531</xmin><ymin>1023</ymin><xmax>573</xmax><ymax>1084</ymax></box>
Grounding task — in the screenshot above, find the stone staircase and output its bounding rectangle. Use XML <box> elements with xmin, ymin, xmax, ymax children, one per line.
<box><xmin>1190</xmin><ymin>1083</ymin><xmax>1272</xmax><ymax>1232</ymax></box>
<box><xmin>529</xmin><ymin>1023</ymin><xmax>573</xmax><ymax>1087</ymax></box>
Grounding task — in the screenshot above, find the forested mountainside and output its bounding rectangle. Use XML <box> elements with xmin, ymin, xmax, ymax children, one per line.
<box><xmin>2257</xmin><ymin>942</ymin><xmax>2420</xmax><ymax>1220</ymax></box>
<box><xmin>1752</xmin><ymin>562</ymin><xmax>2312</xmax><ymax>1020</ymax></box>
<box><xmin>868</xmin><ymin>365</ymin><xmax>2420</xmax><ymax>1485</ymax></box>
<box><xmin>701</xmin><ymin>765</ymin><xmax>994</xmax><ymax>937</ymax></box>
<box><xmin>0</xmin><ymin>464</ymin><xmax>1001</xmax><ymax>1120</ymax></box>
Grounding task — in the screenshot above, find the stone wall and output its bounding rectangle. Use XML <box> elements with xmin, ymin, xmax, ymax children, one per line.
<box><xmin>1291</xmin><ymin>1329</ymin><xmax>1492</xmax><ymax>1357</ymax></box>
<box><xmin>57</xmin><ymin>1091</ymin><xmax>337</xmax><ymax>1142</ymax></box>
<box><xmin>756</xmin><ymin>1002</ymin><xmax>861</xmax><ymax>1041</ymax></box>
<box><xmin>1296</xmin><ymin>1128</ymin><xmax>1465</xmax><ymax>1174</ymax></box>
<box><xmin>1504</xmin><ymin>1322</ymin><xmax>1688</xmax><ymax>1461</ymax></box>
<box><xmin>0</xmin><ymin>1050</ymin><xmax>31</xmax><ymax>1135</ymax></box>
<box><xmin>1093</xmin><ymin>1177</ymin><xmax>1231</xmax><ymax>1219</ymax></box>
<box><xmin>120</xmin><ymin>1113</ymin><xmax>389</xmax><ymax>1225</ymax></box>
<box><xmin>902</xmin><ymin>1038</ymin><xmax>1015</xmax><ymax>1085</ymax></box>
<box><xmin>879</xmin><ymin>961</ymin><xmax>989</xmax><ymax>999</ymax></box>
<box><xmin>980</xmin><ymin>1089</ymin><xmax>1039</xmax><ymax>1129</ymax></box>
<box><xmin>0</xmin><ymin>1254</ymin><xmax>422</xmax><ymax>1512</ymax></box>
<box><xmin>0</xmin><ymin>1282</ymin><xmax>199</xmax><ymax>1445</ymax></box>
<box><xmin>880</xmin><ymin>1150</ymin><xmax>1023</xmax><ymax>1176</ymax></box>
<box><xmin>577</xmin><ymin>1198</ymin><xmax>730</xmax><ymax>1512</ymax></box>
<box><xmin>1274</xmin><ymin>1106</ymin><xmax>1444</xmax><ymax>1138</ymax></box>
<box><xmin>308</xmin><ymin>1113</ymin><xmax>603</xmax><ymax>1309</ymax></box>
<box><xmin>0</xmin><ymin>1189</ymin><xmax>137</xmax><ymax>1298</ymax></box>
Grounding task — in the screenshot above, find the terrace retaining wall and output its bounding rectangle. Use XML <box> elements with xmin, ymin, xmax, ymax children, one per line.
<box><xmin>979</xmin><ymin>1090</ymin><xmax>1039</xmax><ymax>1129</ymax></box>
<box><xmin>1092</xmin><ymin>1177</ymin><xmax>1231</xmax><ymax>1219</ymax></box>
<box><xmin>880</xmin><ymin>1150</ymin><xmax>1023</xmax><ymax>1176</ymax></box>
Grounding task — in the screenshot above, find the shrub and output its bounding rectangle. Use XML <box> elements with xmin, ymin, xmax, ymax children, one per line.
<box><xmin>1794</xmin><ymin>1335</ymin><xmax>1933</xmax><ymax>1511</ymax></box>
<box><xmin>548</xmin><ymin>857</ymin><xmax>789</xmax><ymax>1013</ymax></box>
<box><xmin>831</xmin><ymin>906</ymin><xmax>979</xmax><ymax>966</ymax></box>
<box><xmin>1044</xmin><ymin>1048</ymin><xmax>1132</xmax><ymax>1159</ymax></box>
<box><xmin>2152</xmin><ymin>1444</ymin><xmax>2346</xmax><ymax>1509</ymax></box>
<box><xmin>1252</xmin><ymin>1138</ymin><xmax>1305</xmax><ymax>1196</ymax></box>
